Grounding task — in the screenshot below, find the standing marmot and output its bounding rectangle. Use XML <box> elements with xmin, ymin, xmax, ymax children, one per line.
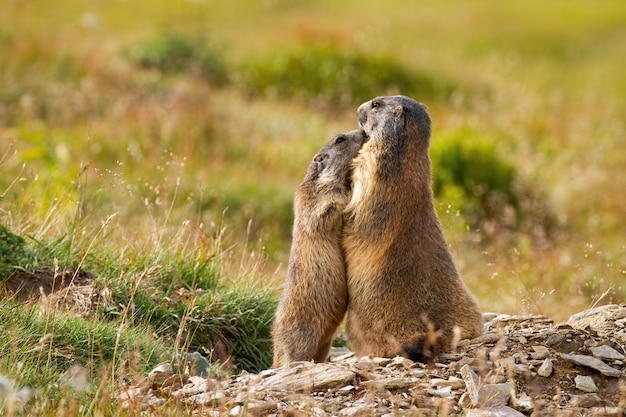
<box><xmin>272</xmin><ymin>129</ymin><xmax>368</xmax><ymax>367</ymax></box>
<box><xmin>343</xmin><ymin>95</ymin><xmax>483</xmax><ymax>360</ymax></box>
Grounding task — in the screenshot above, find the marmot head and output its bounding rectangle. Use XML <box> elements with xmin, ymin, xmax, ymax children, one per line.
<box><xmin>357</xmin><ymin>95</ymin><xmax>431</xmax><ymax>149</ymax></box>
<box><xmin>311</xmin><ymin>129</ymin><xmax>368</xmax><ymax>189</ymax></box>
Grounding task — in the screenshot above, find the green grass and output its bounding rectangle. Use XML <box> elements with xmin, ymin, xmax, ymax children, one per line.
<box><xmin>1</xmin><ymin>0</ymin><xmax>626</xmax><ymax>414</ymax></box>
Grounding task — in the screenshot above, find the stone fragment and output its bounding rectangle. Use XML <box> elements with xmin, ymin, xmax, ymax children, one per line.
<box><xmin>390</xmin><ymin>356</ymin><xmax>414</xmax><ymax>368</ymax></box>
<box><xmin>559</xmin><ymin>353</ymin><xmax>622</xmax><ymax>377</ymax></box>
<box><xmin>372</xmin><ymin>357</ymin><xmax>392</xmax><ymax>366</ymax></box>
<box><xmin>589</xmin><ymin>345</ymin><xmax>625</xmax><ymax>361</ymax></box>
<box><xmin>569</xmin><ymin>393</ymin><xmax>601</xmax><ymax>408</ymax></box>
<box><xmin>472</xmin><ymin>332</ymin><xmax>501</xmax><ymax>344</ymax></box>
<box><xmin>537</xmin><ymin>358</ymin><xmax>553</xmax><ymax>377</ymax></box>
<box><xmin>362</xmin><ymin>378</ymin><xmax>414</xmax><ymax>390</ymax></box>
<box><xmin>427</xmin><ymin>385</ymin><xmax>453</xmax><ymax>397</ymax></box>
<box><xmin>574</xmin><ymin>375</ymin><xmax>598</xmax><ymax>393</ymax></box>
<box><xmin>477</xmin><ymin>383</ymin><xmax>512</xmax><ymax>407</ymax></box>
<box><xmin>465</xmin><ymin>406</ymin><xmax>526</xmax><ymax>417</ymax></box>
<box><xmin>545</xmin><ymin>333</ymin><xmax>565</xmax><ymax>346</ymax></box>
<box><xmin>460</xmin><ymin>364</ymin><xmax>480</xmax><ymax>407</ymax></box>
<box><xmin>588</xmin><ymin>406</ymin><xmax>623</xmax><ymax>416</ymax></box>
<box><xmin>253</xmin><ymin>362</ymin><xmax>355</xmax><ymax>393</ymax></box>
<box><xmin>512</xmin><ymin>392</ymin><xmax>534</xmax><ymax>413</ymax></box>
<box><xmin>429</xmin><ymin>377</ymin><xmax>464</xmax><ymax>389</ymax></box>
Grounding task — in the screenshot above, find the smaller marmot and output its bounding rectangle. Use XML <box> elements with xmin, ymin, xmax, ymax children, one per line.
<box><xmin>272</xmin><ymin>129</ymin><xmax>368</xmax><ymax>367</ymax></box>
<box><xmin>343</xmin><ymin>95</ymin><xmax>483</xmax><ymax>360</ymax></box>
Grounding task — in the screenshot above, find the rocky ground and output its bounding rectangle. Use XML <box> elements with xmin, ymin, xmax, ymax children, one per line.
<box><xmin>117</xmin><ymin>304</ymin><xmax>626</xmax><ymax>416</ymax></box>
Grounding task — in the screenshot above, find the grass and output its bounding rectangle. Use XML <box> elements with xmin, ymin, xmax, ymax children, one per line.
<box><xmin>1</xmin><ymin>0</ymin><xmax>626</xmax><ymax>414</ymax></box>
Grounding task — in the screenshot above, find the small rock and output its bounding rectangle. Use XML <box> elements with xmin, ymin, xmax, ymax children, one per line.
<box><xmin>477</xmin><ymin>383</ymin><xmax>512</xmax><ymax>407</ymax></box>
<box><xmin>246</xmin><ymin>401</ymin><xmax>279</xmax><ymax>415</ymax></box>
<box><xmin>472</xmin><ymin>332</ymin><xmax>501</xmax><ymax>344</ymax></box>
<box><xmin>512</xmin><ymin>392</ymin><xmax>534</xmax><ymax>413</ymax></box>
<box><xmin>234</xmin><ymin>391</ymin><xmax>247</xmax><ymax>405</ymax></box>
<box><xmin>545</xmin><ymin>333</ymin><xmax>565</xmax><ymax>346</ymax></box>
<box><xmin>229</xmin><ymin>405</ymin><xmax>243</xmax><ymax>417</ymax></box>
<box><xmin>254</xmin><ymin>362</ymin><xmax>355</xmax><ymax>393</ymax></box>
<box><xmin>559</xmin><ymin>353</ymin><xmax>622</xmax><ymax>377</ymax></box>
<box><xmin>574</xmin><ymin>375</ymin><xmax>598</xmax><ymax>393</ymax></box>
<box><xmin>537</xmin><ymin>358</ymin><xmax>553</xmax><ymax>377</ymax></box>
<box><xmin>390</xmin><ymin>356</ymin><xmax>414</xmax><ymax>368</ymax></box>
<box><xmin>569</xmin><ymin>393</ymin><xmax>601</xmax><ymax>408</ymax></box>
<box><xmin>588</xmin><ymin>406</ymin><xmax>623</xmax><ymax>416</ymax></box>
<box><xmin>427</xmin><ymin>385</ymin><xmax>453</xmax><ymax>397</ymax></box>
<box><xmin>362</xmin><ymin>378</ymin><xmax>414</xmax><ymax>390</ymax></box>
<box><xmin>589</xmin><ymin>345</ymin><xmax>625</xmax><ymax>361</ymax></box>
<box><xmin>465</xmin><ymin>406</ymin><xmax>526</xmax><ymax>417</ymax></box>
<box><xmin>430</xmin><ymin>376</ymin><xmax>465</xmax><ymax>390</ymax></box>
<box><xmin>372</xmin><ymin>357</ymin><xmax>392</xmax><ymax>366</ymax></box>
<box><xmin>530</xmin><ymin>345</ymin><xmax>550</xmax><ymax>359</ymax></box>
<box><xmin>460</xmin><ymin>364</ymin><xmax>480</xmax><ymax>407</ymax></box>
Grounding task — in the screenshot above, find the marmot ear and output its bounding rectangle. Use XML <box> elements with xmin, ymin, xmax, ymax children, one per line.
<box><xmin>393</xmin><ymin>105</ymin><xmax>404</xmax><ymax>120</ymax></box>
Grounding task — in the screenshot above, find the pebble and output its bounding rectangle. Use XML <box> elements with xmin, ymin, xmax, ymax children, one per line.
<box><xmin>512</xmin><ymin>392</ymin><xmax>534</xmax><ymax>413</ymax></box>
<box><xmin>589</xmin><ymin>345</ymin><xmax>625</xmax><ymax>361</ymax></box>
<box><xmin>574</xmin><ymin>375</ymin><xmax>598</xmax><ymax>393</ymax></box>
<box><xmin>537</xmin><ymin>358</ymin><xmax>553</xmax><ymax>377</ymax></box>
<box><xmin>460</xmin><ymin>364</ymin><xmax>480</xmax><ymax>406</ymax></box>
<box><xmin>569</xmin><ymin>393</ymin><xmax>601</xmax><ymax>408</ymax></box>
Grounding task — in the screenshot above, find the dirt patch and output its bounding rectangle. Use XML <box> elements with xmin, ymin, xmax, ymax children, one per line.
<box><xmin>2</xmin><ymin>267</ymin><xmax>108</xmax><ymax>316</ymax></box>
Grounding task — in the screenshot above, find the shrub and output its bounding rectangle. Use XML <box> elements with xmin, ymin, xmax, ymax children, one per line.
<box><xmin>0</xmin><ymin>224</ymin><xmax>35</xmax><ymax>279</ymax></box>
<box><xmin>431</xmin><ymin>130</ymin><xmax>555</xmax><ymax>242</ymax></box>
<box><xmin>238</xmin><ymin>42</ymin><xmax>454</xmax><ymax>106</ymax></box>
<box><xmin>124</xmin><ymin>30</ymin><xmax>228</xmax><ymax>85</ymax></box>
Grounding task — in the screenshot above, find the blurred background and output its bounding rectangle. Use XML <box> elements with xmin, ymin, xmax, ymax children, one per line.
<box><xmin>1</xmin><ymin>0</ymin><xmax>625</xmax><ymax>322</ymax></box>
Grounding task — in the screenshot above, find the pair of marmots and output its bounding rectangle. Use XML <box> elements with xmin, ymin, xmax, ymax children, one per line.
<box><xmin>272</xmin><ymin>95</ymin><xmax>483</xmax><ymax>367</ymax></box>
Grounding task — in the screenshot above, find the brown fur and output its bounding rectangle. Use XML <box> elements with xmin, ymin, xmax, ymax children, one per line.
<box><xmin>343</xmin><ymin>95</ymin><xmax>483</xmax><ymax>360</ymax></box>
<box><xmin>272</xmin><ymin>129</ymin><xmax>368</xmax><ymax>367</ymax></box>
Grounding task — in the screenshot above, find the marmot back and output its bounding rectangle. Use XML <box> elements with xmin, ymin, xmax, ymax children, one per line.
<box><xmin>272</xmin><ymin>129</ymin><xmax>367</xmax><ymax>367</ymax></box>
<box><xmin>343</xmin><ymin>95</ymin><xmax>483</xmax><ymax>360</ymax></box>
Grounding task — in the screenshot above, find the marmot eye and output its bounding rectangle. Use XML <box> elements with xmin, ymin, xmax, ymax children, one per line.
<box><xmin>335</xmin><ymin>136</ymin><xmax>346</xmax><ymax>144</ymax></box>
<box><xmin>371</xmin><ymin>101</ymin><xmax>380</xmax><ymax>108</ymax></box>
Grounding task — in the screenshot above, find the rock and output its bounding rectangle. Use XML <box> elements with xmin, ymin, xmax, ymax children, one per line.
<box><xmin>460</xmin><ymin>364</ymin><xmax>480</xmax><ymax>407</ymax></box>
<box><xmin>389</xmin><ymin>356</ymin><xmax>414</xmax><ymax>368</ymax></box>
<box><xmin>574</xmin><ymin>375</ymin><xmax>598</xmax><ymax>393</ymax></box>
<box><xmin>587</xmin><ymin>406</ymin><xmax>623</xmax><ymax>416</ymax></box>
<box><xmin>362</xmin><ymin>378</ymin><xmax>414</xmax><ymax>390</ymax></box>
<box><xmin>472</xmin><ymin>332</ymin><xmax>501</xmax><ymax>344</ymax></box>
<box><xmin>427</xmin><ymin>385</ymin><xmax>453</xmax><ymax>397</ymax></box>
<box><xmin>589</xmin><ymin>345</ymin><xmax>625</xmax><ymax>361</ymax></box>
<box><xmin>429</xmin><ymin>376</ymin><xmax>464</xmax><ymax>389</ymax></box>
<box><xmin>512</xmin><ymin>392</ymin><xmax>534</xmax><ymax>413</ymax></box>
<box><xmin>545</xmin><ymin>333</ymin><xmax>565</xmax><ymax>346</ymax></box>
<box><xmin>477</xmin><ymin>383</ymin><xmax>512</xmax><ymax>407</ymax></box>
<box><xmin>559</xmin><ymin>353</ymin><xmax>622</xmax><ymax>377</ymax></box>
<box><xmin>253</xmin><ymin>362</ymin><xmax>355</xmax><ymax>393</ymax></box>
<box><xmin>465</xmin><ymin>406</ymin><xmax>526</xmax><ymax>417</ymax></box>
<box><xmin>569</xmin><ymin>393</ymin><xmax>601</xmax><ymax>408</ymax></box>
<box><xmin>537</xmin><ymin>358</ymin><xmax>553</xmax><ymax>377</ymax></box>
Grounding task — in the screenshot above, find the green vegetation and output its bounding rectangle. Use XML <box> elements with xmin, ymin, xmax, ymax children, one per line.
<box><xmin>238</xmin><ymin>41</ymin><xmax>454</xmax><ymax>106</ymax></box>
<box><xmin>1</xmin><ymin>0</ymin><xmax>625</xmax><ymax>414</ymax></box>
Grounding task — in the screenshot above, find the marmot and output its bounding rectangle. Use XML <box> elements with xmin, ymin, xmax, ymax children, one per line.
<box><xmin>272</xmin><ymin>129</ymin><xmax>368</xmax><ymax>367</ymax></box>
<box><xmin>343</xmin><ymin>95</ymin><xmax>483</xmax><ymax>360</ymax></box>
